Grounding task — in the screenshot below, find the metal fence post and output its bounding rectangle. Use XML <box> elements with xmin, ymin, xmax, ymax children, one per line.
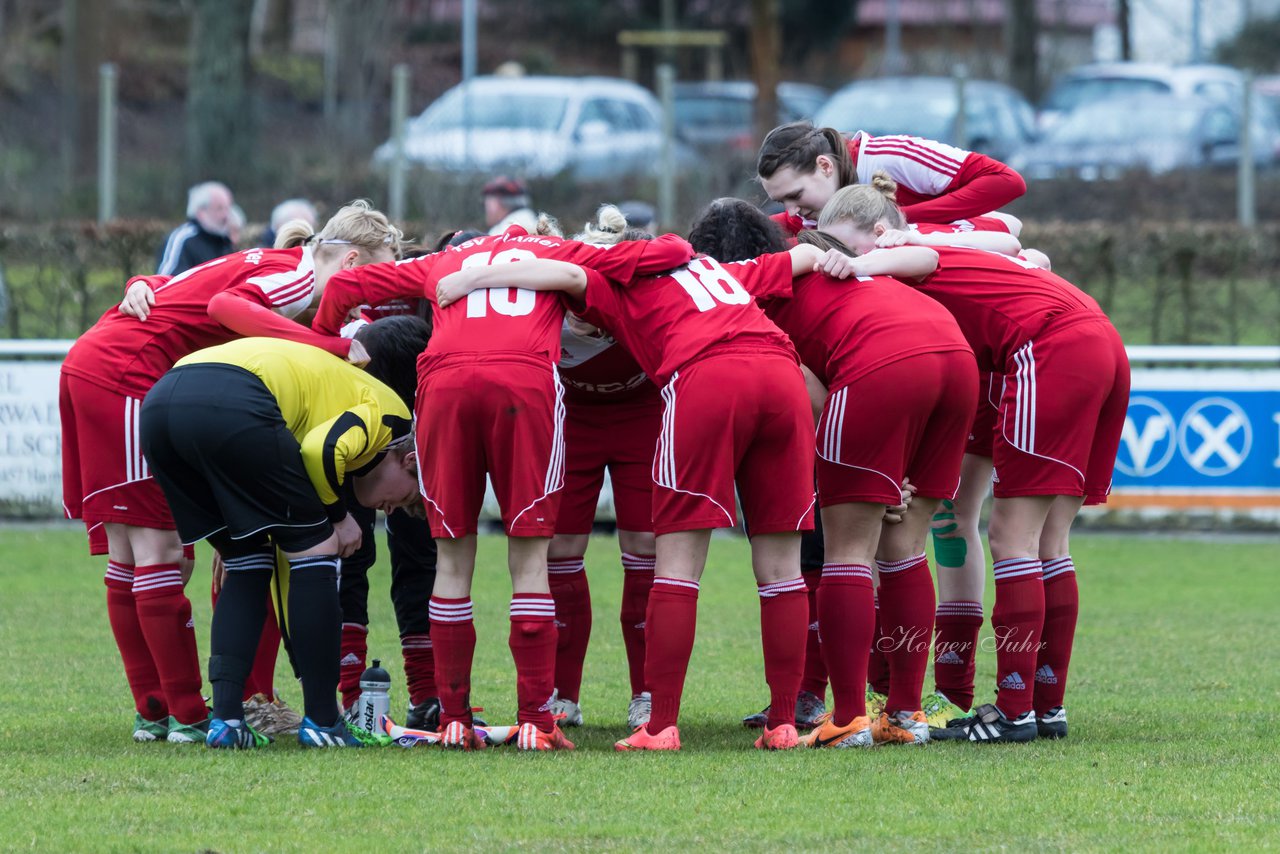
<box><xmin>1239</xmin><ymin>72</ymin><xmax>1257</xmax><ymax>230</ymax></box>
<box><xmin>97</xmin><ymin>62</ymin><xmax>117</xmax><ymax>224</ymax></box>
<box><xmin>953</xmin><ymin>64</ymin><xmax>968</xmax><ymax>148</ymax></box>
<box><xmin>657</xmin><ymin>63</ymin><xmax>676</xmax><ymax>233</ymax></box>
<box><xmin>389</xmin><ymin>63</ymin><xmax>409</xmax><ymax>224</ymax></box>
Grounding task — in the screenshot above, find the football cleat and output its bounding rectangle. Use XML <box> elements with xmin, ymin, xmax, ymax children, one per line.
<box><xmin>1036</xmin><ymin>706</ymin><xmax>1068</xmax><ymax>740</ymax></box>
<box><xmin>243</xmin><ymin>693</ymin><xmax>304</xmax><ymax>737</ymax></box>
<box><xmin>931</xmin><ymin>703</ymin><xmax>1037</xmax><ymax>743</ymax></box>
<box><xmin>206</xmin><ymin>718</ymin><xmax>271</xmax><ymax>750</ymax></box>
<box><xmin>405</xmin><ymin>697</ymin><xmax>441</xmax><ymax>732</ymax></box>
<box><xmin>754</xmin><ymin>723</ymin><xmax>801</xmax><ymax>750</ymax></box>
<box><xmin>132</xmin><ymin>713</ymin><xmax>168</xmax><ymax>743</ymax></box>
<box><xmin>803</xmin><ymin>713</ymin><xmax>873</xmax><ymax>748</ymax></box>
<box><xmin>866</xmin><ymin>687</ymin><xmax>888</xmax><ymax>719</ymax></box>
<box><xmin>922</xmin><ymin>691</ymin><xmax>967</xmax><ymax>728</ymax></box>
<box><xmin>439</xmin><ymin>720</ymin><xmax>487</xmax><ymax>751</ymax></box>
<box><xmin>298</xmin><ymin>716</ymin><xmax>381</xmax><ymax>748</ymax></box>
<box><xmin>743</xmin><ymin>690</ymin><xmax>828</xmax><ymax>729</ymax></box>
<box><xmin>166</xmin><ymin>715</ymin><xmax>210</xmax><ymax>744</ymax></box>
<box><xmin>871</xmin><ymin>710</ymin><xmax>930</xmax><ymax>745</ymax></box>
<box><xmin>614</xmin><ymin>724</ymin><xmax>682</xmax><ymax>751</ymax></box>
<box><xmin>547</xmin><ymin>690</ymin><xmax>584</xmax><ymax>727</ymax></box>
<box><xmin>795</xmin><ymin>690</ymin><xmax>827</xmax><ymax>730</ymax></box>
<box><xmin>627</xmin><ymin>692</ymin><xmax>652</xmax><ymax>730</ymax></box>
<box><xmin>515</xmin><ymin>722</ymin><xmax>576</xmax><ymax>751</ymax></box>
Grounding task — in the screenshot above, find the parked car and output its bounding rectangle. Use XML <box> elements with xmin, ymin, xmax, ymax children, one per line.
<box><xmin>673</xmin><ymin>81</ymin><xmax>829</xmax><ymax>150</ymax></box>
<box><xmin>1038</xmin><ymin>62</ymin><xmax>1245</xmax><ymax>131</ymax></box>
<box><xmin>373</xmin><ymin>75</ymin><xmax>698</xmax><ymax>180</ymax></box>
<box><xmin>1009</xmin><ymin>93</ymin><xmax>1278</xmax><ymax>180</ymax></box>
<box><xmin>813</xmin><ymin>76</ymin><xmax>1036</xmax><ymax>161</ymax></box>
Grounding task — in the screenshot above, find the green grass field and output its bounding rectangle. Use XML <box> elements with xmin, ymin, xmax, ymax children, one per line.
<box><xmin>1</xmin><ymin>527</ymin><xmax>1276</xmax><ymax>851</ymax></box>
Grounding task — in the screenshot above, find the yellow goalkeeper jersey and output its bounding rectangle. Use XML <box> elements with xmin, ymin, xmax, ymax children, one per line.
<box><xmin>176</xmin><ymin>337</ymin><xmax>411</xmax><ymax>512</ymax></box>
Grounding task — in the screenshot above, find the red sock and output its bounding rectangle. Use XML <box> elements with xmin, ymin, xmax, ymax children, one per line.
<box><xmin>547</xmin><ymin>557</ymin><xmax>591</xmax><ymax>703</ymax></box>
<box><xmin>243</xmin><ymin>596</ymin><xmax>281</xmax><ymax>701</ymax></box>
<box><xmin>818</xmin><ymin>564</ymin><xmax>875</xmax><ymax>727</ymax></box>
<box><xmin>644</xmin><ymin>577</ymin><xmax>700</xmax><ymax>733</ymax></box>
<box><xmin>867</xmin><ymin>594</ymin><xmax>891</xmax><ymax>695</ymax></box>
<box><xmin>1035</xmin><ymin>557</ymin><xmax>1079</xmax><ymax>713</ymax></box>
<box><xmin>338</xmin><ymin>622</ymin><xmax>368</xmax><ymax>711</ymax></box>
<box><xmin>758</xmin><ymin>577</ymin><xmax>808</xmax><ymax>729</ymax></box>
<box><xmin>509</xmin><ymin>593</ymin><xmax>557</xmax><ymax>730</ymax></box>
<box><xmin>799</xmin><ymin>569</ymin><xmax>828</xmax><ymax>698</ymax></box>
<box><xmin>429</xmin><ymin>597</ymin><xmax>476</xmax><ymax>727</ymax></box>
<box><xmin>991</xmin><ymin>558</ymin><xmax>1045</xmax><ymax>717</ymax></box>
<box><xmin>401</xmin><ymin>633</ymin><xmax>437</xmax><ymax>706</ymax></box>
<box><xmin>876</xmin><ymin>554</ymin><xmax>936</xmax><ymax>713</ymax></box>
<box><xmin>105</xmin><ymin>562</ymin><xmax>167</xmax><ymax>720</ymax></box>
<box><xmin>132</xmin><ymin>563</ymin><xmax>206</xmax><ymax>724</ymax></box>
<box><xmin>933</xmin><ymin>600</ymin><xmax>984</xmax><ymax>711</ymax></box>
<box><xmin>619</xmin><ymin>553</ymin><xmax>654</xmax><ymax>696</ymax></box>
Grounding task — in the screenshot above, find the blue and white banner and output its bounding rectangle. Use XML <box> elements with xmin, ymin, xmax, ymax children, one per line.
<box><xmin>1110</xmin><ymin>369</ymin><xmax>1280</xmax><ymax>508</ymax></box>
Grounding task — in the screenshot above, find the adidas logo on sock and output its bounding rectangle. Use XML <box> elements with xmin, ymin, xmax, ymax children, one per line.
<box><xmin>554</xmin><ymin>620</ymin><xmax>567</xmax><ymax>629</ymax></box>
<box><xmin>808</xmin><ymin>621</ymin><xmax>820</xmax><ymax>632</ymax></box>
<box><xmin>185</xmin><ymin>619</ymin><xmax>195</xmax><ymax>629</ymax></box>
<box><xmin>999</xmin><ymin>672</ymin><xmax>1026</xmax><ymax>691</ymax></box>
<box><xmin>1035</xmin><ymin>665</ymin><xmax>1058</xmax><ymax>685</ymax></box>
<box><xmin>340</xmin><ymin>653</ymin><xmax>362</xmax><ymax>666</ymax></box>
<box><xmin>634</xmin><ymin>621</ymin><xmax>646</xmax><ymax>630</ymax></box>
<box><xmin>935</xmin><ymin>650</ymin><xmax>964</xmax><ymax>665</ymax></box>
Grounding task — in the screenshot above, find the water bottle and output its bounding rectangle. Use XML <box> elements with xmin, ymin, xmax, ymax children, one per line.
<box><xmin>357</xmin><ymin>659</ymin><xmax>391</xmax><ymax>735</ymax></box>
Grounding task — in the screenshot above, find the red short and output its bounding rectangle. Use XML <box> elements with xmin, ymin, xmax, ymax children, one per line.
<box><xmin>557</xmin><ymin>395</ymin><xmax>662</xmax><ymax>535</ymax></box>
<box><xmin>965</xmin><ymin>371</ymin><xmax>1002</xmax><ymax>458</ymax></box>
<box><xmin>416</xmin><ymin>356</ymin><xmax>564</xmax><ymax>538</ymax></box>
<box><xmin>816</xmin><ymin>350</ymin><xmax>977</xmax><ymax>506</ymax></box>
<box><xmin>652</xmin><ymin>350</ymin><xmax>815</xmax><ymax>536</ymax></box>
<box><xmin>59</xmin><ymin>372</ymin><xmax>176</xmax><ymax>554</ymax></box>
<box><xmin>993</xmin><ymin>317</ymin><xmax>1130</xmax><ymax>503</ymax></box>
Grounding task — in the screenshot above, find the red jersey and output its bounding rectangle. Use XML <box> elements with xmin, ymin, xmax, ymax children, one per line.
<box><xmin>913</xmin><ymin>216</ymin><xmax>1011</xmax><ymax>235</ymax></box>
<box><xmin>915</xmin><ymin>246</ymin><xmax>1105</xmax><ymax>373</ymax></box>
<box><xmin>730</xmin><ymin>252</ymin><xmax>970</xmax><ymax>389</ymax></box>
<box><xmin>772</xmin><ymin>132</ymin><xmax>1026</xmax><ymax>234</ymax></box>
<box><xmin>313</xmin><ymin>227</ymin><xmax>694</xmax><ymax>371</ymax></box>
<box><xmin>62</xmin><ymin>247</ymin><xmax>346</xmax><ymax>398</ymax></box>
<box><xmin>557</xmin><ymin>323</ymin><xmax>657</xmax><ymax>405</ymax></box>
<box><xmin>576</xmin><ymin>255</ymin><xmax>798</xmax><ymax>388</ymax></box>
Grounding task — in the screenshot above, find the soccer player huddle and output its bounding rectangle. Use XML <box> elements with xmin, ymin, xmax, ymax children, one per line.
<box><xmin>59</xmin><ymin>121</ymin><xmax>1129</xmax><ymax>752</ymax></box>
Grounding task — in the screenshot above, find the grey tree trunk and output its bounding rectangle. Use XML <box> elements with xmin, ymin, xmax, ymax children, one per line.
<box><xmin>751</xmin><ymin>0</ymin><xmax>781</xmax><ymax>147</ymax></box>
<box><xmin>1006</xmin><ymin>0</ymin><xmax>1039</xmax><ymax>102</ymax></box>
<box><xmin>186</xmin><ymin>0</ymin><xmax>256</xmax><ymax>185</ymax></box>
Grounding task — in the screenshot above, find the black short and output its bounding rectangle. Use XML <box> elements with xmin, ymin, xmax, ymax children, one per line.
<box><xmin>140</xmin><ymin>363</ymin><xmax>333</xmax><ymax>554</ymax></box>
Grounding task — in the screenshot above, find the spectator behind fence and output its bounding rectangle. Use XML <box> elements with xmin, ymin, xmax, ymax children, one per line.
<box><xmin>483</xmin><ymin>176</ymin><xmax>538</xmax><ymax>235</ymax></box>
<box><xmin>261</xmin><ymin>198</ymin><xmax>319</xmax><ymax>249</ymax></box>
<box><xmin>156</xmin><ymin>182</ymin><xmax>235</xmax><ymax>275</ymax></box>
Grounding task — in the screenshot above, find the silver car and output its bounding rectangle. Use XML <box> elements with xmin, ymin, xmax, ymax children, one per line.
<box><xmin>373</xmin><ymin>75</ymin><xmax>693</xmax><ymax>181</ymax></box>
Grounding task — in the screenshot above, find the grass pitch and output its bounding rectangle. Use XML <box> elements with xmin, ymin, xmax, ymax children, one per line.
<box><xmin>0</xmin><ymin>527</ymin><xmax>1275</xmax><ymax>851</ymax></box>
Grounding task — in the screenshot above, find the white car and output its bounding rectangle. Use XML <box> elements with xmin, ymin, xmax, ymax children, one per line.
<box><xmin>374</xmin><ymin>75</ymin><xmax>693</xmax><ymax>181</ymax></box>
<box><xmin>1038</xmin><ymin>62</ymin><xmax>1245</xmax><ymax>132</ymax></box>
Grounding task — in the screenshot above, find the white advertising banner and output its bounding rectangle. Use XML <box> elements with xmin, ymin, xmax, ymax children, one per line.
<box><xmin>0</xmin><ymin>361</ymin><xmax>63</xmax><ymax>515</ymax></box>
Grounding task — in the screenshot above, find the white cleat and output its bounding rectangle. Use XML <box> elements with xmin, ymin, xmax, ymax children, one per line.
<box><xmin>627</xmin><ymin>691</ymin><xmax>652</xmax><ymax>730</ymax></box>
<box><xmin>548</xmin><ymin>690</ymin><xmax>584</xmax><ymax>727</ymax></box>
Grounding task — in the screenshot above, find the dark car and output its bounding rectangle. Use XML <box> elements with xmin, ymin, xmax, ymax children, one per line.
<box><xmin>813</xmin><ymin>76</ymin><xmax>1036</xmax><ymax>161</ymax></box>
<box><xmin>674</xmin><ymin>81</ymin><xmax>829</xmax><ymax>150</ymax></box>
<box><xmin>1009</xmin><ymin>93</ymin><xmax>1278</xmax><ymax>180</ymax></box>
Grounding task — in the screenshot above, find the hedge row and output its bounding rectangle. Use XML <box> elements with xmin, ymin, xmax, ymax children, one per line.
<box><xmin>1</xmin><ymin>219</ymin><xmax>1278</xmax><ymax>345</ymax></box>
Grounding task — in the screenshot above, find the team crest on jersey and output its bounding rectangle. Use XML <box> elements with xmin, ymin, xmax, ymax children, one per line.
<box><xmin>243</xmin><ymin>249</ymin><xmax>265</xmax><ymax>265</ymax></box>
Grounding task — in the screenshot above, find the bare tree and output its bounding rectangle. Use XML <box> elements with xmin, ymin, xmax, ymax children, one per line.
<box><xmin>186</xmin><ymin>0</ymin><xmax>256</xmax><ymax>185</ymax></box>
<box><xmin>750</xmin><ymin>0</ymin><xmax>780</xmax><ymax>147</ymax></box>
<box><xmin>1118</xmin><ymin>0</ymin><xmax>1132</xmax><ymax>61</ymax></box>
<box><xmin>1006</xmin><ymin>0</ymin><xmax>1039</xmax><ymax>102</ymax></box>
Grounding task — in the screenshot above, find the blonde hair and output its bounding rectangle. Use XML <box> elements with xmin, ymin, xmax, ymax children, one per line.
<box><xmin>817</xmin><ymin>171</ymin><xmax>907</xmax><ymax>233</ymax></box>
<box><xmin>275</xmin><ymin>199</ymin><xmax>405</xmax><ymax>260</ymax></box>
<box><xmin>534</xmin><ymin>212</ymin><xmax>564</xmax><ymax>238</ymax></box>
<box><xmin>795</xmin><ymin>229</ymin><xmax>856</xmax><ymax>257</ymax></box>
<box><xmin>575</xmin><ymin>204</ymin><xmax>628</xmax><ymax>245</ymax></box>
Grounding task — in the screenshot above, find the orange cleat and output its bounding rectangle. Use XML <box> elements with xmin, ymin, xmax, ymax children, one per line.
<box><xmin>871</xmin><ymin>710</ymin><xmax>930</xmax><ymax>745</ymax></box>
<box><xmin>515</xmin><ymin>722</ymin><xmax>576</xmax><ymax>751</ymax></box>
<box><xmin>439</xmin><ymin>719</ymin><xmax>487</xmax><ymax>751</ymax></box>
<box><xmin>802</xmin><ymin>713</ymin><xmax>874</xmax><ymax>748</ymax></box>
<box><xmin>614</xmin><ymin>724</ymin><xmax>682</xmax><ymax>752</ymax></box>
<box><xmin>754</xmin><ymin>723</ymin><xmax>801</xmax><ymax>750</ymax></box>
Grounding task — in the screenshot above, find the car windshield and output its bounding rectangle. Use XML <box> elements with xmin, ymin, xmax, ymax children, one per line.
<box><xmin>1042</xmin><ymin>77</ymin><xmax>1171</xmax><ymax>113</ymax></box>
<box><xmin>419</xmin><ymin>88</ymin><xmax>569</xmax><ymax>132</ymax></box>
<box><xmin>675</xmin><ymin>96</ymin><xmax>752</xmax><ymax>128</ymax></box>
<box><xmin>819</xmin><ymin>88</ymin><xmax>954</xmax><ymax>139</ymax></box>
<box><xmin>1046</xmin><ymin>99</ymin><xmax>1200</xmax><ymax>143</ymax></box>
